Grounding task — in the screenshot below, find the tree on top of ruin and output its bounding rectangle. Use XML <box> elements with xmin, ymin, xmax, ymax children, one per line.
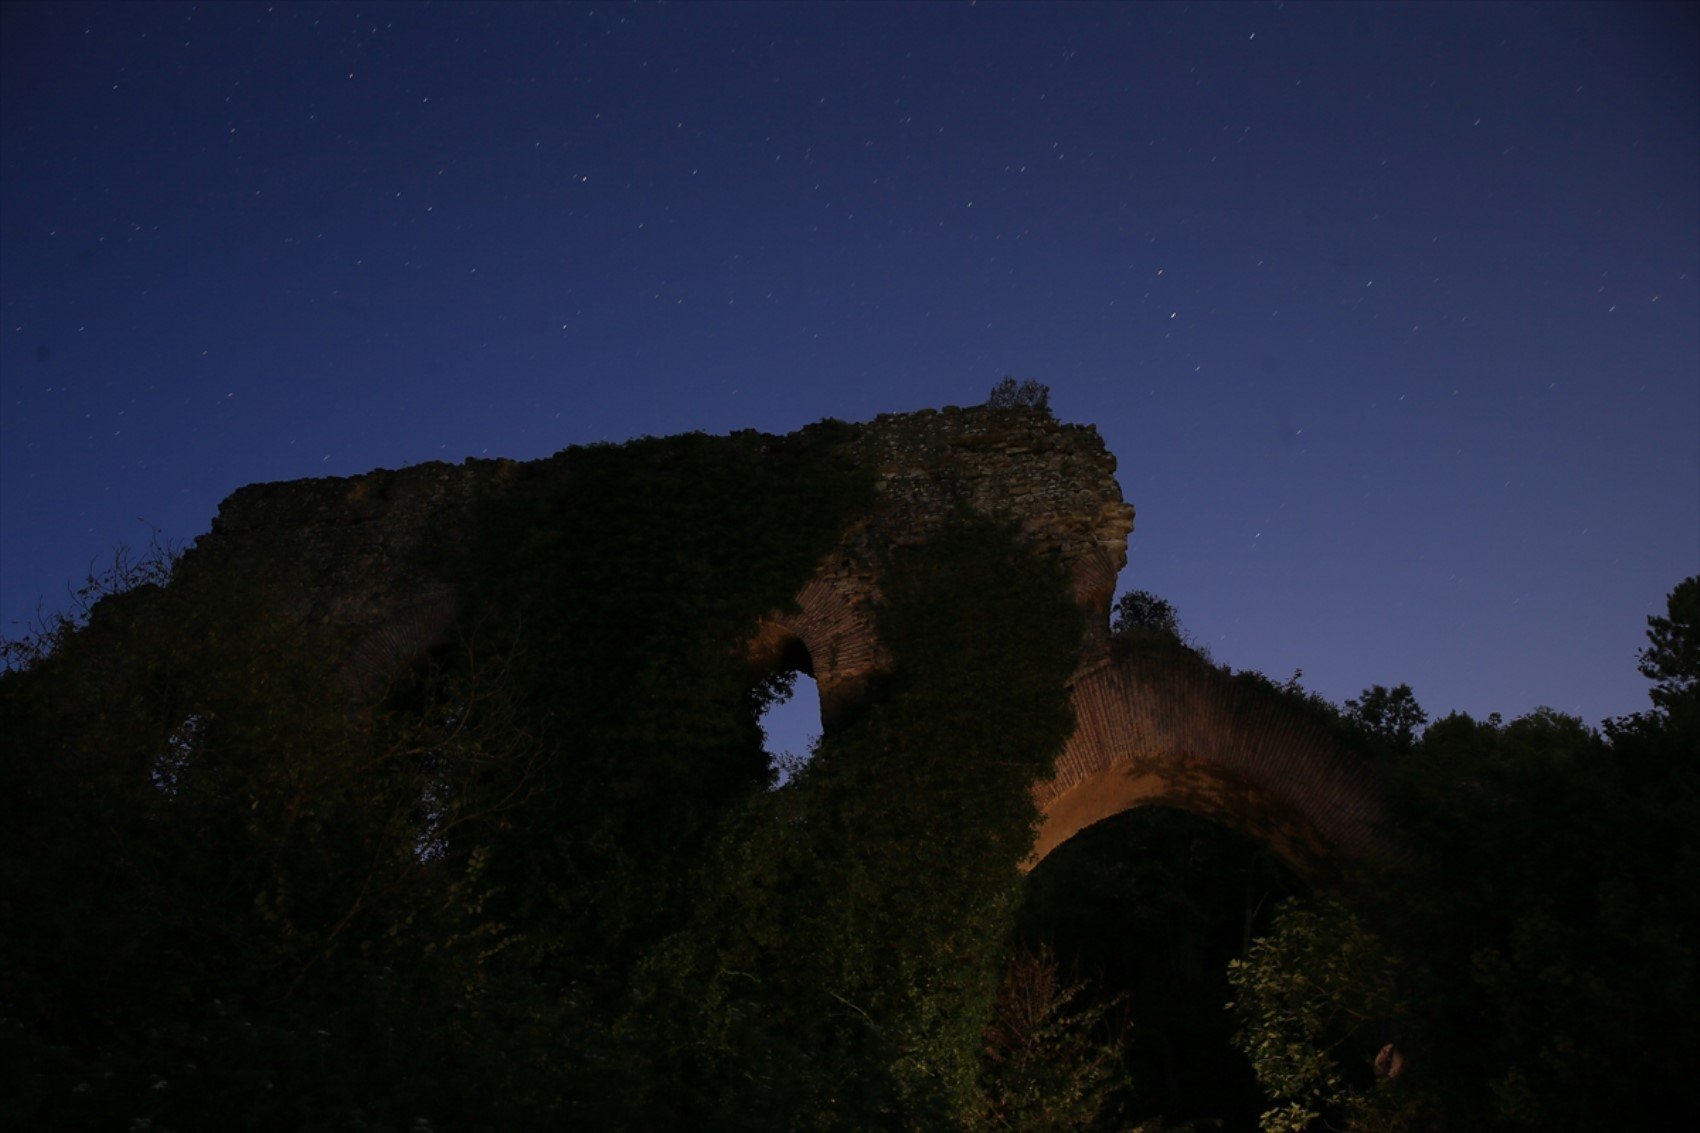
<box><xmin>985</xmin><ymin>376</ymin><xmax>1051</xmax><ymax>411</ymax></box>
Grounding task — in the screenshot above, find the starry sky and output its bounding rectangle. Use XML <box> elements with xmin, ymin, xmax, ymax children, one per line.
<box><xmin>3</xmin><ymin>1</ymin><xmax>1696</xmax><ymax>755</ymax></box>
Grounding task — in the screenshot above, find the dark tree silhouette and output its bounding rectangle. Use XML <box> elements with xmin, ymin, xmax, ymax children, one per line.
<box><xmin>986</xmin><ymin>376</ymin><xmax>1051</xmax><ymax>410</ymax></box>
<box><xmin>1110</xmin><ymin>589</ymin><xmax>1183</xmax><ymax>643</ymax></box>
<box><xmin>1343</xmin><ymin>683</ymin><xmax>1428</xmax><ymax>750</ymax></box>
<box><xmin>1639</xmin><ymin>575</ymin><xmax>1698</xmax><ymax>716</ymax></box>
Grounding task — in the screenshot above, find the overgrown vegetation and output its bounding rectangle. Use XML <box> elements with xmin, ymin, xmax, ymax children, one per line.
<box><xmin>1016</xmin><ymin>806</ymin><xmax>1306</xmax><ymax>1130</ymax></box>
<box><xmin>1022</xmin><ymin>581</ymin><xmax>1698</xmax><ymax>1131</ymax></box>
<box><xmin>0</xmin><ymin>426</ymin><xmax>1104</xmax><ymax>1129</ymax></box>
<box><xmin>0</xmin><ymin>538</ymin><xmax>180</xmax><ymax>673</ymax></box>
<box><xmin>1227</xmin><ymin>576</ymin><xmax>1700</xmax><ymax>1131</ymax></box>
<box><xmin>611</xmin><ymin>515</ymin><xmax>1087</xmax><ymax>1129</ymax></box>
<box><xmin>3</xmin><ymin>421</ymin><xmax>1692</xmax><ymax>1129</ymax></box>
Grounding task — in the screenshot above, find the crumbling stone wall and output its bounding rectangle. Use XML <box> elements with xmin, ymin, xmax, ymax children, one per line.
<box><xmin>748</xmin><ymin>405</ymin><xmax>1135</xmax><ymax>714</ymax></box>
<box><xmin>180</xmin><ymin>457</ymin><xmax>521</xmax><ymax>697</ymax></box>
<box><xmin>171</xmin><ymin>403</ymin><xmax>1378</xmax><ymax>871</ymax></box>
<box><xmin>184</xmin><ymin>406</ymin><xmax>1133</xmax><ymax>708</ymax></box>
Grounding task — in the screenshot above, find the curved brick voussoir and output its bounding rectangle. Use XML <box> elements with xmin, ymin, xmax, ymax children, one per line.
<box><xmin>1030</xmin><ymin>650</ymin><xmax>1384</xmax><ymax>879</ymax></box>
<box><xmin>748</xmin><ymin>569</ymin><xmax>889</xmax><ymax>724</ymax></box>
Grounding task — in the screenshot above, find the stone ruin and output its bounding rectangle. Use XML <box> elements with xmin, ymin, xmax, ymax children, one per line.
<box><xmin>173</xmin><ymin>405</ymin><xmax>1381</xmax><ymax>876</ymax></box>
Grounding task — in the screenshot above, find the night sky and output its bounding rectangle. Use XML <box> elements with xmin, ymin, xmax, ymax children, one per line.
<box><xmin>3</xmin><ymin>1</ymin><xmax>1696</xmax><ymax>758</ymax></box>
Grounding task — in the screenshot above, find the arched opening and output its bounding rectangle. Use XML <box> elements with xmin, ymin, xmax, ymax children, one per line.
<box><xmin>1028</xmin><ymin>759</ymin><xmax>1352</xmax><ymax>881</ymax></box>
<box><xmin>749</xmin><ymin>630</ymin><xmax>823</xmax><ymax>787</ymax></box>
<box><xmin>1029</xmin><ymin>654</ymin><xmax>1384</xmax><ymax>878</ymax></box>
<box><xmin>759</xmin><ymin>669</ymin><xmax>822</xmax><ymax>787</ymax></box>
<box><xmin>1013</xmin><ymin>805</ymin><xmax>1307</xmax><ymax>1129</ymax></box>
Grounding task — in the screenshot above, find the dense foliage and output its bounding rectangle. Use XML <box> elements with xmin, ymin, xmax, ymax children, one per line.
<box><xmin>3</xmin><ymin>417</ymin><xmax>1691</xmax><ymax>1130</ymax></box>
<box><xmin>1229</xmin><ymin>576</ymin><xmax>1700</xmax><ymax>1131</ymax></box>
<box><xmin>0</xmin><ymin>427</ymin><xmax>1104</xmax><ymax>1129</ymax></box>
<box><xmin>1016</xmin><ymin>580</ymin><xmax>1699</xmax><ymax>1132</ymax></box>
<box><xmin>1</xmin><ymin>546</ymin><xmax>547</xmax><ymax>1128</ymax></box>
<box><xmin>1108</xmin><ymin>590</ymin><xmax>1184</xmax><ymax>645</ymax></box>
<box><xmin>440</xmin><ymin>424</ymin><xmax>880</xmax><ymax>1066</ymax></box>
<box><xmin>617</xmin><ymin>517</ymin><xmax>1086</xmax><ymax>1129</ymax></box>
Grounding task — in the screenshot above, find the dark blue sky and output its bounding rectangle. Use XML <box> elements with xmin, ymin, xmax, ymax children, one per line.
<box><xmin>3</xmin><ymin>1</ymin><xmax>1696</xmax><ymax>747</ymax></box>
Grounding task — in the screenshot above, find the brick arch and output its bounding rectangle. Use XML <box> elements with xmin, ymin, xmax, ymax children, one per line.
<box><xmin>748</xmin><ymin>572</ymin><xmax>889</xmax><ymax>725</ymax></box>
<box><xmin>1028</xmin><ymin>650</ymin><xmax>1383</xmax><ymax>878</ymax></box>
